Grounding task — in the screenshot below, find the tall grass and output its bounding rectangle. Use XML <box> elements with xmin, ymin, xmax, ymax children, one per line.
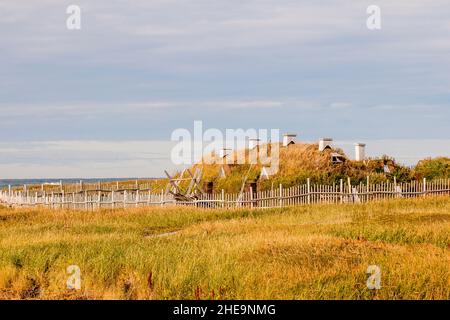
<box><xmin>196</xmin><ymin>143</ymin><xmax>415</xmax><ymax>192</ymax></box>
<box><xmin>0</xmin><ymin>197</ymin><xmax>449</xmax><ymax>300</ymax></box>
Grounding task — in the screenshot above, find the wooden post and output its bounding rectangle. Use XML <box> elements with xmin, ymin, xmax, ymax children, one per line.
<box><xmin>347</xmin><ymin>177</ymin><xmax>352</xmax><ymax>203</ymax></box>
<box><xmin>160</xmin><ymin>189</ymin><xmax>164</xmax><ymax>207</ymax></box>
<box><xmin>307</xmin><ymin>178</ymin><xmax>311</xmax><ymax>204</ymax></box>
<box><xmin>339</xmin><ymin>179</ymin><xmax>343</xmax><ymax>204</ymax></box>
<box><xmin>62</xmin><ymin>190</ymin><xmax>65</xmax><ymax>209</ymax></box>
<box><xmin>136</xmin><ymin>190</ymin><xmax>140</xmax><ymax>207</ymax></box>
<box><xmin>97</xmin><ymin>191</ymin><xmax>101</xmax><ymax>209</ymax></box>
<box><xmin>221</xmin><ymin>189</ymin><xmax>225</xmax><ymax>208</ymax></box>
<box><xmin>279</xmin><ymin>184</ymin><xmax>283</xmax><ymax>207</ymax></box>
<box><xmin>8</xmin><ymin>185</ymin><xmax>11</xmax><ymax>201</ymax></box>
<box><xmin>84</xmin><ymin>191</ymin><xmax>87</xmax><ymax>210</ymax></box>
<box><xmin>393</xmin><ymin>176</ymin><xmax>397</xmax><ymax>198</ymax></box>
<box><xmin>123</xmin><ymin>190</ymin><xmax>127</xmax><ymax>208</ymax></box>
<box><xmin>111</xmin><ymin>190</ymin><xmax>115</xmax><ymax>209</ymax></box>
<box><xmin>366</xmin><ymin>176</ymin><xmax>370</xmax><ymax>202</ymax></box>
<box><xmin>423</xmin><ymin>177</ymin><xmax>427</xmax><ymax>196</ymax></box>
<box><xmin>250</xmin><ymin>187</ymin><xmax>254</xmax><ymax>209</ymax></box>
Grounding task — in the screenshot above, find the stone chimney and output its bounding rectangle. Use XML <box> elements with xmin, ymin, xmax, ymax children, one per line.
<box><xmin>248</xmin><ymin>138</ymin><xmax>261</xmax><ymax>150</ymax></box>
<box><xmin>282</xmin><ymin>133</ymin><xmax>297</xmax><ymax>147</ymax></box>
<box><xmin>319</xmin><ymin>138</ymin><xmax>333</xmax><ymax>151</ymax></box>
<box><xmin>354</xmin><ymin>143</ymin><xmax>366</xmax><ymax>161</ymax></box>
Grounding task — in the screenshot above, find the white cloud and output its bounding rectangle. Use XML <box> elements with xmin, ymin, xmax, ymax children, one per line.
<box><xmin>1</xmin><ymin>0</ymin><xmax>448</xmax><ymax>60</ymax></box>
<box><xmin>0</xmin><ymin>0</ymin><xmax>448</xmax><ymax>155</ymax></box>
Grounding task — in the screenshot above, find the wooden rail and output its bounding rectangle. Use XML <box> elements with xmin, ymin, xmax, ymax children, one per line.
<box><xmin>1</xmin><ymin>178</ymin><xmax>449</xmax><ymax>210</ymax></box>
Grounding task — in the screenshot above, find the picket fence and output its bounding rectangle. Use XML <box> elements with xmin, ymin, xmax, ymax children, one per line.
<box><xmin>0</xmin><ymin>178</ymin><xmax>449</xmax><ymax>210</ymax></box>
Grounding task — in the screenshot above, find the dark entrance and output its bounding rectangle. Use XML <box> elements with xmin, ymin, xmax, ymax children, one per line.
<box><xmin>205</xmin><ymin>181</ymin><xmax>214</xmax><ymax>194</ymax></box>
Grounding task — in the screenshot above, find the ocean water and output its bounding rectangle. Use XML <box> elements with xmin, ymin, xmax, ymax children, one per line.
<box><xmin>0</xmin><ymin>178</ymin><xmax>153</xmax><ymax>189</ymax></box>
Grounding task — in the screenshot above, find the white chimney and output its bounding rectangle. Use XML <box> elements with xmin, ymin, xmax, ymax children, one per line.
<box><xmin>219</xmin><ymin>148</ymin><xmax>231</xmax><ymax>158</ymax></box>
<box><xmin>248</xmin><ymin>138</ymin><xmax>261</xmax><ymax>150</ymax></box>
<box><xmin>283</xmin><ymin>133</ymin><xmax>297</xmax><ymax>147</ymax></box>
<box><xmin>319</xmin><ymin>138</ymin><xmax>333</xmax><ymax>151</ymax></box>
<box><xmin>354</xmin><ymin>143</ymin><xmax>366</xmax><ymax>161</ymax></box>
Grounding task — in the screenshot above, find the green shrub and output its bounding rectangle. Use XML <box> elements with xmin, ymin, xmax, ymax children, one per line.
<box><xmin>413</xmin><ymin>157</ymin><xmax>450</xmax><ymax>180</ymax></box>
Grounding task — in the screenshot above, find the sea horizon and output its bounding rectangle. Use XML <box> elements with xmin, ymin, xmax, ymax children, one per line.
<box><xmin>0</xmin><ymin>178</ymin><xmax>161</xmax><ymax>188</ymax></box>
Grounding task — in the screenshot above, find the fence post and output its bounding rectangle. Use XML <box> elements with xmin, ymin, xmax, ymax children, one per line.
<box><xmin>307</xmin><ymin>178</ymin><xmax>311</xmax><ymax>204</ymax></box>
<box><xmin>339</xmin><ymin>179</ymin><xmax>343</xmax><ymax>204</ymax></box>
<box><xmin>123</xmin><ymin>190</ymin><xmax>127</xmax><ymax>208</ymax></box>
<box><xmin>84</xmin><ymin>191</ymin><xmax>87</xmax><ymax>210</ymax></box>
<box><xmin>62</xmin><ymin>190</ymin><xmax>65</xmax><ymax>209</ymax></box>
<box><xmin>366</xmin><ymin>176</ymin><xmax>370</xmax><ymax>202</ymax></box>
<box><xmin>279</xmin><ymin>184</ymin><xmax>283</xmax><ymax>207</ymax></box>
<box><xmin>423</xmin><ymin>177</ymin><xmax>427</xmax><ymax>196</ymax></box>
<box><xmin>97</xmin><ymin>191</ymin><xmax>101</xmax><ymax>209</ymax></box>
<box><xmin>160</xmin><ymin>189</ymin><xmax>164</xmax><ymax>207</ymax></box>
<box><xmin>136</xmin><ymin>190</ymin><xmax>140</xmax><ymax>207</ymax></box>
<box><xmin>111</xmin><ymin>190</ymin><xmax>115</xmax><ymax>209</ymax></box>
<box><xmin>8</xmin><ymin>185</ymin><xmax>11</xmax><ymax>202</ymax></box>
<box><xmin>393</xmin><ymin>176</ymin><xmax>397</xmax><ymax>198</ymax></box>
<box><xmin>347</xmin><ymin>177</ymin><xmax>352</xmax><ymax>203</ymax></box>
<box><xmin>250</xmin><ymin>187</ymin><xmax>254</xmax><ymax>209</ymax></box>
<box><xmin>221</xmin><ymin>189</ymin><xmax>225</xmax><ymax>208</ymax></box>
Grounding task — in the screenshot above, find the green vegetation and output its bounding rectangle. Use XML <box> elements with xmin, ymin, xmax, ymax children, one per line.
<box><xmin>413</xmin><ymin>157</ymin><xmax>450</xmax><ymax>180</ymax></box>
<box><xmin>0</xmin><ymin>197</ymin><xmax>449</xmax><ymax>300</ymax></box>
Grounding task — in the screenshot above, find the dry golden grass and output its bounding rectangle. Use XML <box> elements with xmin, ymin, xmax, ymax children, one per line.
<box><xmin>0</xmin><ymin>197</ymin><xmax>449</xmax><ymax>300</ymax></box>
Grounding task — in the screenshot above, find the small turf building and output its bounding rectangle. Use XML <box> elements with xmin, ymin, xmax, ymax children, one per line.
<box><xmin>191</xmin><ymin>133</ymin><xmax>409</xmax><ymax>194</ymax></box>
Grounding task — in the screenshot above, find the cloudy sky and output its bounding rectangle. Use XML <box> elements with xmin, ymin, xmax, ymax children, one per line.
<box><xmin>0</xmin><ymin>0</ymin><xmax>449</xmax><ymax>178</ymax></box>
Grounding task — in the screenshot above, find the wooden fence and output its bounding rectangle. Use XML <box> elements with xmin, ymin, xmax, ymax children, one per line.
<box><xmin>0</xmin><ymin>178</ymin><xmax>449</xmax><ymax>210</ymax></box>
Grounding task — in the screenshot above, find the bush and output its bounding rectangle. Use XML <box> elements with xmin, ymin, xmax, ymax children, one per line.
<box><xmin>413</xmin><ymin>157</ymin><xmax>450</xmax><ymax>180</ymax></box>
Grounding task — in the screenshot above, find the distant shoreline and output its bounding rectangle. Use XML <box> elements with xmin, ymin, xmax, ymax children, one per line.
<box><xmin>0</xmin><ymin>178</ymin><xmax>161</xmax><ymax>188</ymax></box>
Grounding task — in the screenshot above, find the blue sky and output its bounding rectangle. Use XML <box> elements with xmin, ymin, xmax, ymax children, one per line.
<box><xmin>0</xmin><ymin>1</ymin><xmax>449</xmax><ymax>178</ymax></box>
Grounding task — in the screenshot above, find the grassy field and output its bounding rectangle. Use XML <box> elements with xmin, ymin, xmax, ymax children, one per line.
<box><xmin>0</xmin><ymin>197</ymin><xmax>449</xmax><ymax>300</ymax></box>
